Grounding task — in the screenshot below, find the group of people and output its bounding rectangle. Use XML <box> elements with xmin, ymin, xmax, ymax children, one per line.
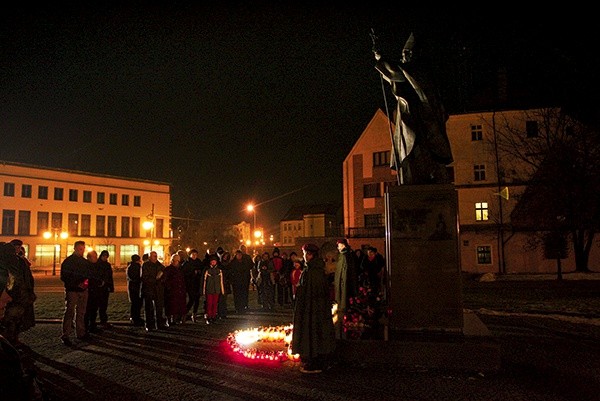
<box><xmin>0</xmin><ymin>236</ymin><xmax>385</xmax><ymax>379</ymax></box>
<box><xmin>59</xmin><ymin>240</ymin><xmax>114</xmax><ymax>346</ymax></box>
<box><xmin>291</xmin><ymin>239</ymin><xmax>386</xmax><ymax>374</ymax></box>
<box><xmin>125</xmin><ymin>244</ymin><xmax>256</xmax><ymax>330</ymax></box>
<box><xmin>251</xmin><ymin>248</ymin><xmax>302</xmax><ymax>311</ymax></box>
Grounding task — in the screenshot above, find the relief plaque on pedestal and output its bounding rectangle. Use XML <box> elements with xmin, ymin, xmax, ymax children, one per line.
<box><xmin>384</xmin><ymin>184</ymin><xmax>463</xmax><ymax>334</ymax></box>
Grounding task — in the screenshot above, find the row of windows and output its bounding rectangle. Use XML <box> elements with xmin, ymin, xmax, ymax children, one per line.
<box><xmin>1</xmin><ymin>209</ymin><xmax>164</xmax><ymax>238</ymax></box>
<box><xmin>367</xmin><ymin>121</ymin><xmax>540</xmax><ymax>147</ymax></box>
<box><xmin>364</xmin><ymin>164</ymin><xmax>486</xmax><ymax>198</ymax></box>
<box><xmin>2</xmin><ymin>183</ymin><xmax>142</xmax><ymax>207</ymax></box>
<box><xmin>33</xmin><ymin>243</ymin><xmax>167</xmax><ymax>267</ymax></box>
<box><xmin>359</xmin><ymin>203</ymin><xmax>488</xmax><ymax>227</ymax></box>
<box><xmin>470</xmin><ymin>120</ymin><xmax>539</xmax><ymax>141</ymax></box>
<box><xmin>282</xmin><ymin>223</ymin><xmax>303</xmax><ymax>231</ymax></box>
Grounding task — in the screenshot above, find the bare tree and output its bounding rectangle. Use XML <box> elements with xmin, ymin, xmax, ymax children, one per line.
<box><xmin>491</xmin><ymin>108</ymin><xmax>600</xmax><ymax>272</ymax></box>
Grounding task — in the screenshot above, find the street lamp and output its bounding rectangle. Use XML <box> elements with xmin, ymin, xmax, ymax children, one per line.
<box><xmin>143</xmin><ymin>203</ymin><xmax>155</xmax><ymax>252</ymax></box>
<box><xmin>246</xmin><ymin>204</ymin><xmax>256</xmax><ymax>238</ymax></box>
<box><xmin>43</xmin><ymin>229</ymin><xmax>68</xmax><ymax>276</ymax></box>
<box><xmin>247</xmin><ymin>203</ymin><xmax>261</xmax><ymax>253</ymax></box>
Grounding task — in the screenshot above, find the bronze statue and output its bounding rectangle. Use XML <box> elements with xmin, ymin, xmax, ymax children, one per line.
<box><xmin>372</xmin><ymin>30</ymin><xmax>453</xmax><ymax>185</ymax></box>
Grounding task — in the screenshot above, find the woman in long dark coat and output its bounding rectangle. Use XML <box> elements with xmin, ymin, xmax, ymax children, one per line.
<box><xmin>163</xmin><ymin>253</ymin><xmax>187</xmax><ymax>325</ymax></box>
<box><xmin>291</xmin><ymin>243</ymin><xmax>336</xmax><ymax>374</ymax></box>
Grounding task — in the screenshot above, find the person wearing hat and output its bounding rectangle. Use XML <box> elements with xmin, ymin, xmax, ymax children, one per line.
<box><xmin>372</xmin><ymin>31</ymin><xmax>453</xmax><ymax>185</ymax></box>
<box><xmin>126</xmin><ymin>254</ymin><xmax>144</xmax><ymax>326</ymax></box>
<box><xmin>291</xmin><ymin>243</ymin><xmax>336</xmax><ymax>373</ymax></box>
<box><xmin>334</xmin><ymin>238</ymin><xmax>358</xmax><ymax>340</ymax></box>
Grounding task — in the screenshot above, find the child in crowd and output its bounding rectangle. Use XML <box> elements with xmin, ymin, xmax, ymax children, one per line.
<box><xmin>290</xmin><ymin>259</ymin><xmax>303</xmax><ymax>306</ymax></box>
<box><xmin>202</xmin><ymin>255</ymin><xmax>224</xmax><ymax>324</ymax></box>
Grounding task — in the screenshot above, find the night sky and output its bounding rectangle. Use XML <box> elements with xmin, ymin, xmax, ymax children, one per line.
<box><xmin>1</xmin><ymin>4</ymin><xmax>597</xmax><ymax>234</ymax></box>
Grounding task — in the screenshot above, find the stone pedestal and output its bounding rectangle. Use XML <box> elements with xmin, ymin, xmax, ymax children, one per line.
<box><xmin>336</xmin><ymin>184</ymin><xmax>500</xmax><ymax>372</ymax></box>
<box><xmin>384</xmin><ymin>184</ymin><xmax>463</xmax><ymax>333</ymax></box>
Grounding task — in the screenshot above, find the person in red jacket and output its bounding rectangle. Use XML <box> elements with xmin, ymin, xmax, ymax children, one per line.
<box><xmin>290</xmin><ymin>259</ymin><xmax>303</xmax><ymax>306</ymax></box>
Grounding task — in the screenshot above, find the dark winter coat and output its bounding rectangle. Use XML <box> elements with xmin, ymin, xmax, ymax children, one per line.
<box><xmin>126</xmin><ymin>261</ymin><xmax>142</xmax><ymax>300</ymax></box>
<box><xmin>181</xmin><ymin>257</ymin><xmax>204</xmax><ymax>295</ymax></box>
<box><xmin>291</xmin><ymin>257</ymin><xmax>336</xmax><ymax>359</ymax></box>
<box><xmin>163</xmin><ymin>263</ymin><xmax>187</xmax><ymax>317</ymax></box>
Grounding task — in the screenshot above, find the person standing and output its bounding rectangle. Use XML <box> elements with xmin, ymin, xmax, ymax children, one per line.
<box><xmin>291</xmin><ymin>243</ymin><xmax>335</xmax><ymax>374</ymax></box>
<box><xmin>84</xmin><ymin>250</ymin><xmax>102</xmax><ymax>334</ymax></box>
<box><xmin>334</xmin><ymin>238</ymin><xmax>358</xmax><ymax>340</ymax></box>
<box><xmin>360</xmin><ymin>246</ymin><xmax>386</xmax><ymax>298</ymax></box>
<box><xmin>163</xmin><ymin>253</ymin><xmax>187</xmax><ymax>325</ymax></box>
<box><xmin>203</xmin><ymin>255</ymin><xmax>224</xmax><ymax>324</ymax></box>
<box><xmin>1</xmin><ymin>240</ymin><xmax>36</xmax><ymax>348</ymax></box>
<box><xmin>280</xmin><ymin>252</ymin><xmax>293</xmax><ymax>306</ymax></box>
<box><xmin>126</xmin><ymin>254</ymin><xmax>144</xmax><ymax>326</ymax></box>
<box><xmin>238</xmin><ymin>245</ymin><xmax>254</xmax><ymax>310</ymax></box>
<box><xmin>60</xmin><ymin>240</ymin><xmax>91</xmax><ymax>345</ymax></box>
<box><xmin>181</xmin><ymin>249</ymin><xmax>204</xmax><ymax>322</ymax></box>
<box><xmin>97</xmin><ymin>250</ymin><xmax>114</xmax><ymax>329</ymax></box>
<box><xmin>270</xmin><ymin>248</ymin><xmax>284</xmax><ymax>307</ymax></box>
<box><xmin>217</xmin><ymin>251</ymin><xmax>232</xmax><ymax>319</ymax></box>
<box><xmin>257</xmin><ymin>252</ymin><xmax>274</xmax><ymax>310</ymax></box>
<box><xmin>229</xmin><ymin>250</ymin><xmax>250</xmax><ymax>314</ymax></box>
<box><xmin>290</xmin><ymin>258</ymin><xmax>303</xmax><ymax>307</ymax></box>
<box><xmin>141</xmin><ymin>251</ymin><xmax>168</xmax><ymax>331</ymax></box>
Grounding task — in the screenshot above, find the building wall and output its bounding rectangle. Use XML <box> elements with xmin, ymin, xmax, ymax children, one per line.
<box><xmin>280</xmin><ymin>219</ymin><xmax>303</xmax><ymax>247</ymax></box>
<box><xmin>0</xmin><ymin>161</ymin><xmax>171</xmax><ymax>269</ymax></box>
<box><xmin>344</xmin><ymin>109</ymin><xmax>600</xmax><ymax>273</ymax></box>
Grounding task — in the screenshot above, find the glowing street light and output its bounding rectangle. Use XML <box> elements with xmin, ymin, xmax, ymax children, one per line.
<box><xmin>43</xmin><ymin>229</ymin><xmax>68</xmax><ymax>276</ymax></box>
<box><xmin>143</xmin><ymin>203</ymin><xmax>155</xmax><ymax>251</ymax></box>
<box><xmin>246</xmin><ymin>203</ymin><xmax>260</xmax><ymax>248</ymax></box>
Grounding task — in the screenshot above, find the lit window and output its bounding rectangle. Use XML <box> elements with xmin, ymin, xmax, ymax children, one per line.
<box><xmin>475</xmin><ymin>202</ymin><xmax>488</xmax><ymax>221</ymax></box>
<box><xmin>477</xmin><ymin>246</ymin><xmax>492</xmax><ymax>264</ymax></box>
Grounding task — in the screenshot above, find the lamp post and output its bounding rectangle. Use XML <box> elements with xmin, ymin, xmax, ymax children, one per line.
<box><xmin>246</xmin><ymin>203</ymin><xmax>256</xmax><ymax>245</ymax></box>
<box><xmin>43</xmin><ymin>229</ymin><xmax>68</xmax><ymax>276</ymax></box>
<box><xmin>143</xmin><ymin>203</ymin><xmax>155</xmax><ymax>253</ymax></box>
<box><xmin>247</xmin><ymin>203</ymin><xmax>260</xmax><ymax>253</ymax></box>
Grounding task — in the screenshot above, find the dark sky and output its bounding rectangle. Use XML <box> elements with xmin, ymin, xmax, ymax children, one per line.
<box><xmin>1</xmin><ymin>4</ymin><xmax>597</xmax><ymax>234</ymax></box>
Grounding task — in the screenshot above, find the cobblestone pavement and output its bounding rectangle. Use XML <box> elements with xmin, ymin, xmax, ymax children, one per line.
<box><xmin>11</xmin><ymin>273</ymin><xmax>600</xmax><ymax>400</ymax></box>
<box><xmin>16</xmin><ymin>306</ymin><xmax>600</xmax><ymax>401</ymax></box>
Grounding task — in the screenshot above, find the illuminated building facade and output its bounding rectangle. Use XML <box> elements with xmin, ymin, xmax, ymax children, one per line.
<box><xmin>343</xmin><ymin>108</ymin><xmax>600</xmax><ymax>274</ymax></box>
<box><xmin>0</xmin><ymin>160</ymin><xmax>171</xmax><ymax>270</ymax></box>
